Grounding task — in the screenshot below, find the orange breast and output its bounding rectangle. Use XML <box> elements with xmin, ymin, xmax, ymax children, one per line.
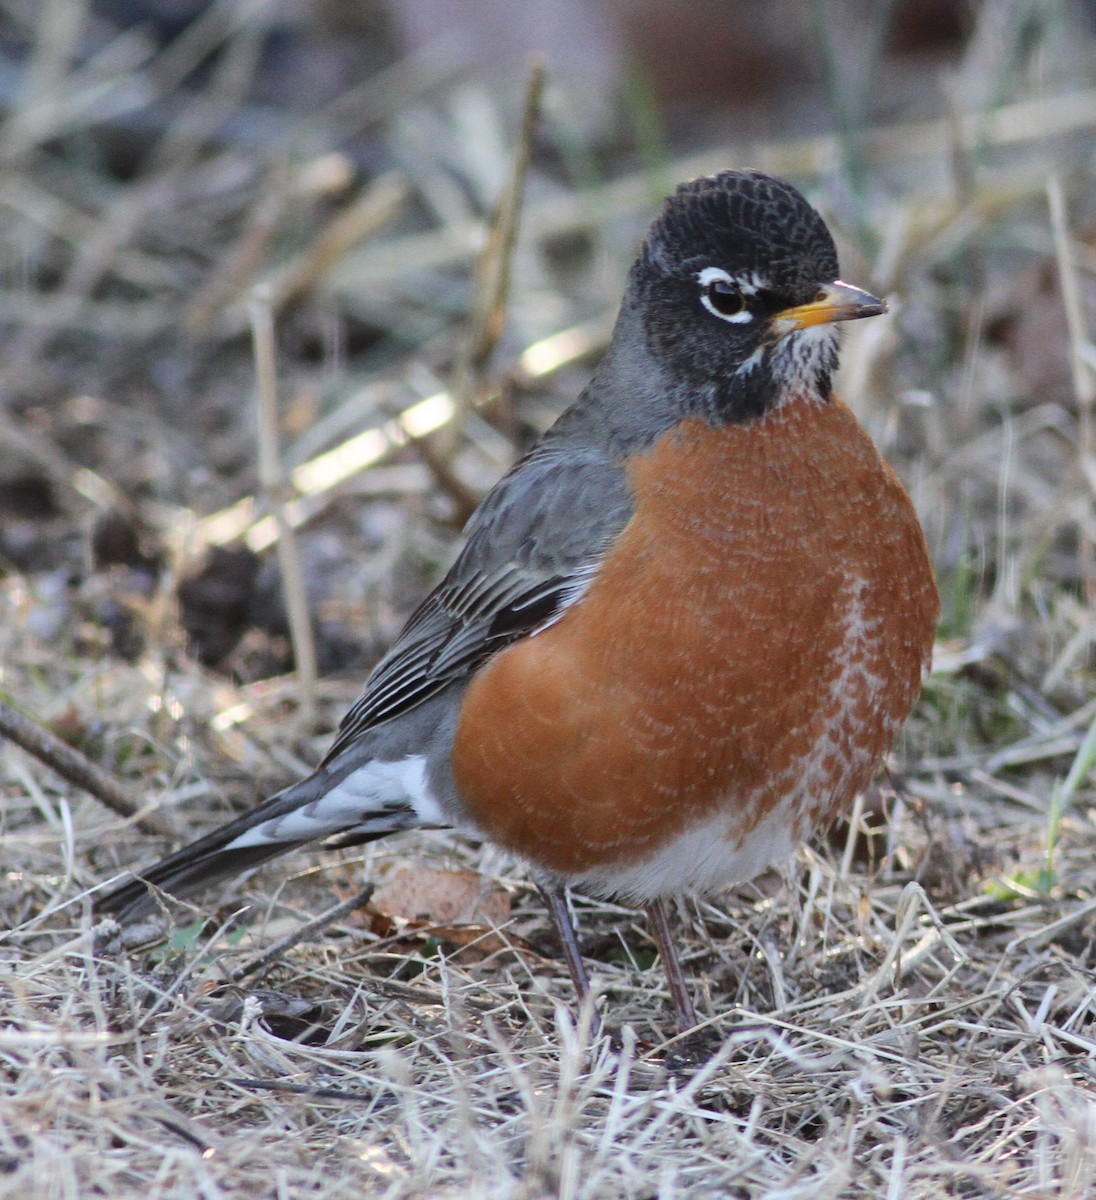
<box><xmin>451</xmin><ymin>396</ymin><xmax>938</xmax><ymax>879</ymax></box>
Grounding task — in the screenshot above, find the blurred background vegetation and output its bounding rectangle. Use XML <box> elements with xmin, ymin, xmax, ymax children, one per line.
<box><xmin>2</xmin><ymin>0</ymin><xmax>1093</xmax><ymax>698</ymax></box>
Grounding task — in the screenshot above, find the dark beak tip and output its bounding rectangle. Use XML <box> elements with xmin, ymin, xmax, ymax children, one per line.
<box><xmin>854</xmin><ymin>294</ymin><xmax>887</xmax><ymax>320</ymax></box>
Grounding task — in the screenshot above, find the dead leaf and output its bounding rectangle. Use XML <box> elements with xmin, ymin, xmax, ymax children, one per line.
<box><xmin>371</xmin><ymin>866</ymin><xmax>510</xmax><ymax>928</ymax></box>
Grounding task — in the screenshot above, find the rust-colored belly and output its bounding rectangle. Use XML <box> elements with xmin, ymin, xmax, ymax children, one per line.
<box><xmin>451</xmin><ymin>397</ymin><xmax>938</xmax><ymax>884</ymax></box>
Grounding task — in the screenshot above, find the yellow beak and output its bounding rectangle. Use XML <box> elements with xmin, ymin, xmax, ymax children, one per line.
<box><xmin>775</xmin><ymin>280</ymin><xmax>887</xmax><ymax>331</ymax></box>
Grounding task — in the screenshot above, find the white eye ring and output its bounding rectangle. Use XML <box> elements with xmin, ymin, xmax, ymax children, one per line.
<box><xmin>698</xmin><ymin>267</ymin><xmax>754</xmax><ymax>324</ymax></box>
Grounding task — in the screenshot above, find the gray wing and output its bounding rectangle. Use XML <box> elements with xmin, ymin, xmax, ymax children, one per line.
<box><xmin>320</xmin><ymin>445</ymin><xmax>633</xmax><ymax>764</ymax></box>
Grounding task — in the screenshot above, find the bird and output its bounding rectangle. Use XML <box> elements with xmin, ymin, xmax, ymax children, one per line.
<box><xmin>98</xmin><ymin>169</ymin><xmax>939</xmax><ymax>1034</ymax></box>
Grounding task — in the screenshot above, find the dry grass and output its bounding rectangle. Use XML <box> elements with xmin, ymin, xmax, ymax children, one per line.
<box><xmin>3</xmin><ymin>2</ymin><xmax>1096</xmax><ymax>1197</ymax></box>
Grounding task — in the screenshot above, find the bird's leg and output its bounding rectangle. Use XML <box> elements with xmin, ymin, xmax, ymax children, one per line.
<box><xmin>645</xmin><ymin>897</ymin><xmax>699</xmax><ymax>1033</ymax></box>
<box><xmin>538</xmin><ymin>883</ymin><xmax>601</xmax><ymax>1036</ymax></box>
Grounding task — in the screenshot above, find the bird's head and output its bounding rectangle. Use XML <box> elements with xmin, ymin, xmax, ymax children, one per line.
<box><xmin>632</xmin><ymin>170</ymin><xmax>885</xmax><ymax>424</ymax></box>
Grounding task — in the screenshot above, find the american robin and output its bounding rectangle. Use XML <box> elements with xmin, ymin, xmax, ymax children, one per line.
<box><xmin>99</xmin><ymin>170</ymin><xmax>939</xmax><ymax>1033</ymax></box>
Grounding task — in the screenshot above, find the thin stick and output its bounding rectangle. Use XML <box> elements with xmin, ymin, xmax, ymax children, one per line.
<box><xmin>183</xmin><ymin>185</ymin><xmax>288</xmax><ymax>333</ymax></box>
<box><xmin>0</xmin><ymin>698</ymin><xmax>175</xmax><ymax>837</ymax></box>
<box><xmin>449</xmin><ymin>56</ymin><xmax>545</xmax><ymax>420</ymax></box>
<box><xmin>266</xmin><ymin>171</ymin><xmax>407</xmax><ymax>316</ymax></box>
<box><xmin>378</xmin><ymin>396</ymin><xmax>483</xmax><ymax>525</ymax></box>
<box><xmin>231</xmin><ymin>884</ymin><xmax>375</xmax><ymax>981</ymax></box>
<box><xmin>248</xmin><ymin>284</ymin><xmax>318</xmax><ymax>724</ymax></box>
<box><xmin>1047</xmin><ymin>175</ymin><xmax>1096</xmax><ymax>601</ymax></box>
<box><xmin>191</xmin><ymin>169</ymin><xmax>408</xmax><ymax>335</ymax></box>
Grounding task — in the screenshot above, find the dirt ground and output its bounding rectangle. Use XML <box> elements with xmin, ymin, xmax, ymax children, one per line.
<box><xmin>3</xmin><ymin>2</ymin><xmax>1096</xmax><ymax>1197</ymax></box>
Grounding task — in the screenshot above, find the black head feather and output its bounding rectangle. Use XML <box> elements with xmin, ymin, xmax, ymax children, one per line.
<box><xmin>645</xmin><ymin>171</ymin><xmax>839</xmax><ymax>291</ymax></box>
<box><xmin>631</xmin><ymin>170</ymin><xmax>845</xmax><ymax>424</ymax></box>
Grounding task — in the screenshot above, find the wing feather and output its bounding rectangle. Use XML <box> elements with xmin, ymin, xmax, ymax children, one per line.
<box><xmin>320</xmin><ymin>446</ymin><xmax>632</xmax><ymax>763</ymax></box>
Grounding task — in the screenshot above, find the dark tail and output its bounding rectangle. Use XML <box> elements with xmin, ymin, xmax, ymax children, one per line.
<box><xmin>95</xmin><ymin>836</ymin><xmax>304</xmax><ymax>923</ymax></box>
<box><xmin>96</xmin><ymin>770</ymin><xmax>401</xmax><ymax>922</ymax></box>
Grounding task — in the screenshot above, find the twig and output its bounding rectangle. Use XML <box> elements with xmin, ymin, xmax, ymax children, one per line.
<box><xmin>0</xmin><ymin>697</ymin><xmax>175</xmax><ymax>837</ymax></box>
<box><xmin>449</xmin><ymin>56</ymin><xmax>545</xmax><ymax>420</ymax></box>
<box><xmin>23</xmin><ymin>0</ymin><xmax>85</xmax><ymax>112</ymax></box>
<box><xmin>263</xmin><ymin>171</ymin><xmax>407</xmax><ymax>317</ymax></box>
<box><xmin>231</xmin><ymin>884</ymin><xmax>376</xmax><ymax>981</ymax></box>
<box><xmin>222</xmin><ymin>1077</ymin><xmax>394</xmax><ymax>1104</ymax></box>
<box><xmin>184</xmin><ymin>154</ymin><xmax>364</xmax><ymax>333</ymax></box>
<box><xmin>1047</xmin><ymin>175</ymin><xmax>1096</xmax><ymax>602</ymax></box>
<box><xmin>379</xmin><ymin>396</ymin><xmax>483</xmax><ymax>525</ymax></box>
<box><xmin>0</xmin><ymin>410</ymin><xmax>122</xmax><ymax>511</ymax></box>
<box><xmin>248</xmin><ymin>284</ymin><xmax>319</xmax><ymax>725</ymax></box>
<box><xmin>183</xmin><ymin>184</ymin><xmax>290</xmax><ymax>334</ymax></box>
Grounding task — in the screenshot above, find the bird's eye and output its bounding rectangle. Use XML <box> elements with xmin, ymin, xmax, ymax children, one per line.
<box><xmin>705</xmin><ymin>279</ymin><xmax>745</xmax><ymax>317</ymax></box>
<box><xmin>697</xmin><ymin>267</ymin><xmax>755</xmax><ymax>323</ymax></box>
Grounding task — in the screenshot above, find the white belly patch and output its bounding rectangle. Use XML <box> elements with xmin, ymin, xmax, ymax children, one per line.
<box><xmin>568</xmin><ymin>798</ymin><xmax>799</xmax><ymax>903</ymax></box>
